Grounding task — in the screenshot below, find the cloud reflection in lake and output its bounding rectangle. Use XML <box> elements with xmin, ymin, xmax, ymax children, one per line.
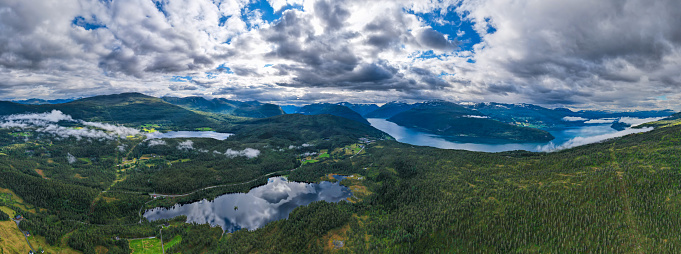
<box><xmin>144</xmin><ymin>177</ymin><xmax>352</xmax><ymax>232</ymax></box>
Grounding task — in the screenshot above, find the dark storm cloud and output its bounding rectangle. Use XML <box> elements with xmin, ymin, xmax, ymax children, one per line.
<box><xmin>169</xmin><ymin>84</ymin><xmax>199</xmax><ymax>91</ymax></box>
<box><xmin>313</xmin><ymin>0</ymin><xmax>351</xmax><ymax>32</ymax></box>
<box><xmin>416</xmin><ymin>28</ymin><xmax>457</xmax><ymax>51</ymax></box>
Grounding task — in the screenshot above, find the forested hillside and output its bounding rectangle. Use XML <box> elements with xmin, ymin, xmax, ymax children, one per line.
<box><xmin>0</xmin><ymin>94</ymin><xmax>680</xmax><ymax>253</ymax></box>
<box><xmin>162</xmin><ymin>96</ymin><xmax>285</xmax><ymax>118</ymax></box>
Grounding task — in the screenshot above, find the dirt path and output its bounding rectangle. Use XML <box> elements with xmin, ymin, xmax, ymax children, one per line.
<box><xmin>611</xmin><ymin>145</ymin><xmax>643</xmax><ymax>254</ymax></box>
<box><xmin>89</xmin><ymin>139</ymin><xmax>144</xmax><ymax>215</ymax></box>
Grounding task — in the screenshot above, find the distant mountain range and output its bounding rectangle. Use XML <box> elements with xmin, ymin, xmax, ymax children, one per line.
<box><xmin>3</xmin><ymin>94</ymin><xmax>675</xmax><ymax>144</ymax></box>
<box><xmin>286</xmin><ymin>100</ymin><xmax>675</xmax><ymax>143</ymax></box>
<box><xmin>161</xmin><ymin>96</ymin><xmax>285</xmax><ymax>118</ymax></box>
<box><xmin>295</xmin><ymin>103</ymin><xmax>370</xmax><ymax>125</ymax></box>
<box><xmin>12</xmin><ymin>98</ymin><xmax>77</xmax><ymax>104</ymax></box>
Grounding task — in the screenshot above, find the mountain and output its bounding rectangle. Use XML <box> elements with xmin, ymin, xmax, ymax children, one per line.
<box><xmin>336</xmin><ymin>102</ymin><xmax>379</xmax><ymax>116</ymax></box>
<box><xmin>570</xmin><ymin>109</ymin><xmax>675</xmax><ymax>119</ymax></box>
<box><xmin>464</xmin><ymin>102</ymin><xmax>675</xmax><ymax>129</ymax></box>
<box><xmin>12</xmin><ymin>98</ymin><xmax>76</xmax><ymax>105</ymax></box>
<box><xmin>280</xmin><ymin>105</ymin><xmax>301</xmax><ymax>114</ymax></box>
<box><xmin>228</xmin><ymin>114</ymin><xmax>390</xmax><ymax>145</ymax></box>
<box><xmin>1</xmin><ymin>93</ymin><xmax>222</xmax><ymax>130</ymax></box>
<box><xmin>162</xmin><ymin>96</ymin><xmax>285</xmax><ymax>118</ymax></box>
<box><xmin>389</xmin><ymin>101</ymin><xmax>555</xmax><ymax>143</ymax></box>
<box><xmin>364</xmin><ymin>102</ymin><xmax>415</xmax><ymax>118</ymax></box>
<box><xmin>296</xmin><ymin>103</ymin><xmax>370</xmax><ymax>125</ymax></box>
<box><xmin>463</xmin><ymin>102</ymin><xmax>577</xmax><ymax>128</ymax></box>
<box><xmin>636</xmin><ymin>111</ymin><xmax>681</xmax><ymax>128</ymax></box>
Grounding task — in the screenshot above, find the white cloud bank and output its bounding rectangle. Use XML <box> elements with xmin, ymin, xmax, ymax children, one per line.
<box><xmin>0</xmin><ymin>110</ymin><xmax>140</xmax><ymax>140</ymax></box>
<box><xmin>562</xmin><ymin>116</ymin><xmax>587</xmax><ymax>122</ymax></box>
<box><xmin>215</xmin><ymin>148</ymin><xmax>261</xmax><ymax>159</ymax></box>
<box><xmin>537</xmin><ymin>127</ymin><xmax>653</xmax><ymax>152</ymax></box>
<box><xmin>177</xmin><ymin>140</ymin><xmax>194</xmax><ymax>150</ymax></box>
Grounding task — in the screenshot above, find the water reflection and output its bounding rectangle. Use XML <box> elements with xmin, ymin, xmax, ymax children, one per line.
<box><xmin>143</xmin><ymin>177</ymin><xmax>352</xmax><ymax>232</ymax></box>
<box><xmin>368</xmin><ymin>118</ymin><xmax>653</xmax><ymax>153</ymax></box>
<box><xmin>146</xmin><ymin>131</ymin><xmax>234</xmax><ymax>140</ymax></box>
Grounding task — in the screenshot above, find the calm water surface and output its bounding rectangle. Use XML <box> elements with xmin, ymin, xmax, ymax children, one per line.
<box><xmin>146</xmin><ymin>131</ymin><xmax>234</xmax><ymax>140</ymax></box>
<box><xmin>144</xmin><ymin>176</ymin><xmax>352</xmax><ymax>232</ymax></box>
<box><xmin>367</xmin><ymin>118</ymin><xmax>651</xmax><ymax>152</ymax></box>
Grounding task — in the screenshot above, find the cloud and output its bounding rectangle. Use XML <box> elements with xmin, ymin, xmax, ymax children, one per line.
<box><xmin>617</xmin><ymin>117</ymin><xmax>664</xmax><ymax>127</ymax></box>
<box><xmin>147</xmin><ymin>139</ymin><xmax>167</xmax><ymax>146</ymax></box>
<box><xmin>5</xmin><ymin>110</ymin><xmax>73</xmax><ymax>122</ymax></box>
<box><xmin>562</xmin><ymin>116</ymin><xmax>587</xmax><ymax>122</ymax></box>
<box><xmin>117</xmin><ymin>144</ymin><xmax>127</xmax><ymax>152</ymax></box>
<box><xmin>67</xmin><ymin>153</ymin><xmax>77</xmax><ymax>164</ymax></box>
<box><xmin>177</xmin><ymin>140</ymin><xmax>194</xmax><ymax>150</ymax></box>
<box><xmin>0</xmin><ymin>0</ymin><xmax>680</xmax><ymax>110</ymax></box>
<box><xmin>0</xmin><ymin>110</ymin><xmax>140</xmax><ymax>140</ymax></box>
<box><xmin>537</xmin><ymin>127</ymin><xmax>653</xmax><ymax>152</ymax></box>
<box><xmin>80</xmin><ymin>121</ymin><xmax>140</xmax><ymax>137</ymax></box>
<box><xmin>584</xmin><ymin>118</ymin><xmax>617</xmax><ymax>124</ymax></box>
<box><xmin>224</xmin><ymin>148</ymin><xmax>261</xmax><ymax>159</ymax></box>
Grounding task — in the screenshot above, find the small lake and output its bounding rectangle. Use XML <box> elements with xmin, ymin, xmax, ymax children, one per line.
<box><xmin>367</xmin><ymin>118</ymin><xmax>653</xmax><ymax>153</ymax></box>
<box><xmin>143</xmin><ymin>176</ymin><xmax>352</xmax><ymax>232</ymax></box>
<box><xmin>146</xmin><ymin>131</ymin><xmax>234</xmax><ymax>140</ymax></box>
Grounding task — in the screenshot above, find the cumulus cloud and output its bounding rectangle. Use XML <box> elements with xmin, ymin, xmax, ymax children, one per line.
<box><xmin>147</xmin><ymin>139</ymin><xmax>167</xmax><ymax>146</ymax></box>
<box><xmin>1</xmin><ymin>0</ymin><xmax>680</xmax><ymax>109</ymax></box>
<box><xmin>177</xmin><ymin>140</ymin><xmax>194</xmax><ymax>150</ymax></box>
<box><xmin>81</xmin><ymin>121</ymin><xmax>140</xmax><ymax>137</ymax></box>
<box><xmin>288</xmin><ymin>143</ymin><xmax>313</xmax><ymax>149</ymax></box>
<box><xmin>0</xmin><ymin>110</ymin><xmax>140</xmax><ymax>140</ymax></box>
<box><xmin>224</xmin><ymin>148</ymin><xmax>261</xmax><ymax>159</ymax></box>
<box><xmin>300</xmin><ymin>152</ymin><xmax>317</xmax><ymax>157</ymax></box>
<box><xmin>5</xmin><ymin>110</ymin><xmax>73</xmax><ymax>122</ymax></box>
<box><xmin>537</xmin><ymin>127</ymin><xmax>654</xmax><ymax>152</ymax></box>
<box><xmin>117</xmin><ymin>144</ymin><xmax>127</xmax><ymax>152</ymax></box>
<box><xmin>67</xmin><ymin>153</ymin><xmax>77</xmax><ymax>164</ymax></box>
<box><xmin>562</xmin><ymin>116</ymin><xmax>587</xmax><ymax>122</ymax></box>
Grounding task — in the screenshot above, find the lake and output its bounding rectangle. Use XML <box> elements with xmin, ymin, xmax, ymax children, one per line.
<box><xmin>143</xmin><ymin>176</ymin><xmax>353</xmax><ymax>232</ymax></box>
<box><xmin>146</xmin><ymin>131</ymin><xmax>234</xmax><ymax>140</ymax></box>
<box><xmin>367</xmin><ymin>118</ymin><xmax>653</xmax><ymax>153</ymax></box>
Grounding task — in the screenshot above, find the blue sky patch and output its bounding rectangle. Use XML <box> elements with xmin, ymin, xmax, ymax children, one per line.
<box><xmin>219</xmin><ymin>15</ymin><xmax>230</xmax><ymax>27</ymax></box>
<box><xmin>241</xmin><ymin>0</ymin><xmax>304</xmax><ymax>29</ymax></box>
<box><xmin>153</xmin><ymin>0</ymin><xmax>169</xmax><ymax>17</ymax></box>
<box><xmin>72</xmin><ymin>16</ymin><xmax>106</xmax><ymax>30</ymax></box>
<box><xmin>414</xmin><ymin>50</ymin><xmax>442</xmax><ymax>60</ymax></box>
<box><xmin>217</xmin><ymin>64</ymin><xmax>234</xmax><ymax>74</ymax></box>
<box><xmin>170</xmin><ymin>75</ymin><xmax>193</xmax><ymax>82</ymax></box>
<box><xmin>408</xmin><ymin>6</ymin><xmax>482</xmax><ymax>52</ymax></box>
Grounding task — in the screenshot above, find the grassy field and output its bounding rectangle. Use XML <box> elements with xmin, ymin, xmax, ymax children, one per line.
<box><xmin>0</xmin><ymin>220</ymin><xmax>31</xmax><ymax>253</ymax></box>
<box><xmin>130</xmin><ymin>235</ymin><xmax>181</xmax><ymax>254</ymax></box>
<box><xmin>0</xmin><ymin>206</ymin><xmax>79</xmax><ymax>254</ymax></box>
<box><xmin>302</xmin><ymin>159</ymin><xmax>319</xmax><ymax>165</ymax></box>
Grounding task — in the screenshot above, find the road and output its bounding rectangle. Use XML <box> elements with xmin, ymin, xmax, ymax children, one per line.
<box><xmin>149</xmin><ymin>167</ymin><xmax>299</xmax><ymax>198</ymax></box>
<box><xmin>14</xmin><ymin>219</ymin><xmax>35</xmax><ymax>253</ymax></box>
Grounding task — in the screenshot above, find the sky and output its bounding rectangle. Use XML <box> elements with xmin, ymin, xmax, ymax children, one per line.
<box><xmin>1</xmin><ymin>0</ymin><xmax>680</xmax><ymax>110</ymax></box>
